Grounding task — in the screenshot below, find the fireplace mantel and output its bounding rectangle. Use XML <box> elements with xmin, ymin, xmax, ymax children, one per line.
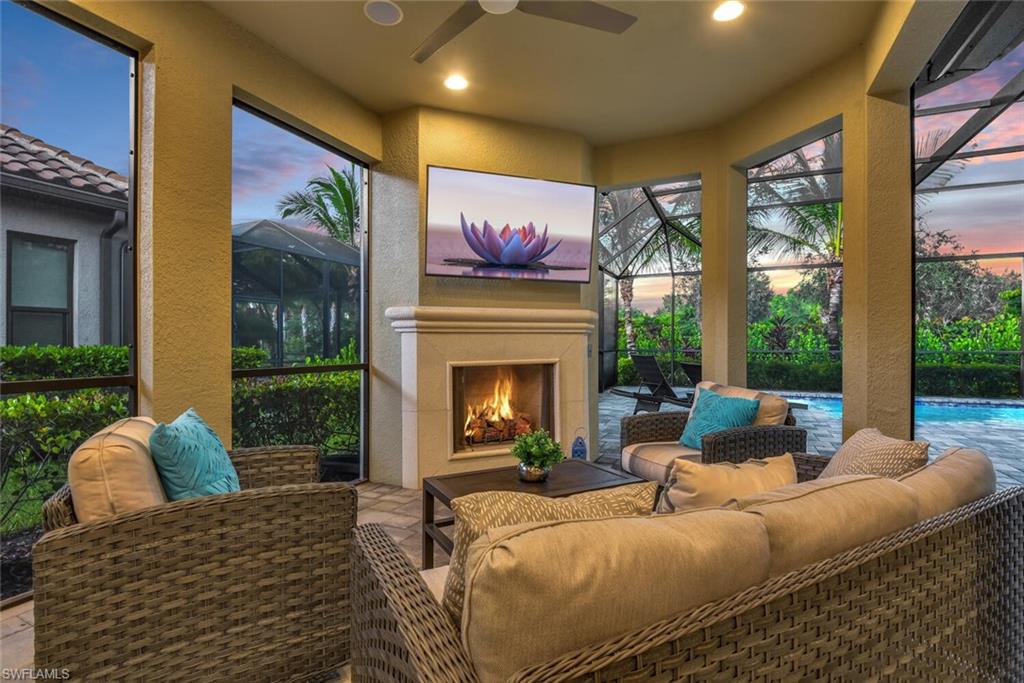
<box><xmin>385</xmin><ymin>306</ymin><xmax>595</xmax><ymax>488</ymax></box>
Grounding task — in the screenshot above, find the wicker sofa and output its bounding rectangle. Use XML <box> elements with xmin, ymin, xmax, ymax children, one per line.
<box><xmin>620</xmin><ymin>385</ymin><xmax>807</xmax><ymax>484</ymax></box>
<box><xmin>351</xmin><ymin>453</ymin><xmax>1023</xmax><ymax>682</ymax></box>
<box><xmin>33</xmin><ymin>445</ymin><xmax>355</xmax><ymax>682</ymax></box>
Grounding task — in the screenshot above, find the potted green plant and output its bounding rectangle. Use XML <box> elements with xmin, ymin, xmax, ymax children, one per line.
<box><xmin>510</xmin><ymin>429</ymin><xmax>564</xmax><ymax>482</ymax></box>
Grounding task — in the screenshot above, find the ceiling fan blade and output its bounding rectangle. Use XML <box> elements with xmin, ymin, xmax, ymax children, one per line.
<box><xmin>516</xmin><ymin>1</ymin><xmax>637</xmax><ymax>34</ymax></box>
<box><xmin>411</xmin><ymin>1</ymin><xmax>487</xmax><ymax>63</ymax></box>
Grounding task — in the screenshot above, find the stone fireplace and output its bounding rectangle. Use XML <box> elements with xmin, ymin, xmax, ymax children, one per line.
<box><xmin>386</xmin><ymin>306</ymin><xmax>595</xmax><ymax>488</ymax></box>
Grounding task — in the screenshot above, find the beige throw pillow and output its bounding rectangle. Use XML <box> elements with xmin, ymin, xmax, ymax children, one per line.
<box><xmin>819</xmin><ymin>428</ymin><xmax>928</xmax><ymax>479</ymax></box>
<box><xmin>68</xmin><ymin>417</ymin><xmax>168</xmax><ymax>523</ymax></box>
<box><xmin>440</xmin><ymin>482</ymin><xmax>657</xmax><ymax>626</ymax></box>
<box><xmin>692</xmin><ymin>381</ymin><xmax>789</xmax><ymax>426</ymax></box>
<box><xmin>659</xmin><ymin>453</ymin><xmax>797</xmax><ymax>513</ymax></box>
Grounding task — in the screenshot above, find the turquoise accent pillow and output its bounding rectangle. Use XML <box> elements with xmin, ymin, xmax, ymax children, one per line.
<box><xmin>680</xmin><ymin>389</ymin><xmax>761</xmax><ymax>450</ymax></box>
<box><xmin>149</xmin><ymin>408</ymin><xmax>240</xmax><ymax>501</ymax></box>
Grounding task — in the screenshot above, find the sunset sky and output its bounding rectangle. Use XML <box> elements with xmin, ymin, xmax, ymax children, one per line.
<box><xmin>2</xmin><ymin>1</ymin><xmax>1020</xmax><ymax>285</ymax></box>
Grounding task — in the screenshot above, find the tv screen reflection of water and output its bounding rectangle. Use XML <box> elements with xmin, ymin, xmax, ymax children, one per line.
<box><xmin>425</xmin><ymin>165</ymin><xmax>597</xmax><ymax>283</ymax></box>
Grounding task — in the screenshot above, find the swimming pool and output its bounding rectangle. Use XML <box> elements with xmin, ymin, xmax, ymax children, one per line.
<box><xmin>789</xmin><ymin>395</ymin><xmax>1024</xmax><ymax>426</ymax></box>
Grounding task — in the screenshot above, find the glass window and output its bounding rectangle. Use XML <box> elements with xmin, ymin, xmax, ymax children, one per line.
<box><xmin>0</xmin><ymin>3</ymin><xmax>136</xmax><ymax>600</ymax></box>
<box><xmin>231</xmin><ymin>104</ymin><xmax>367</xmax><ymax>482</ymax></box>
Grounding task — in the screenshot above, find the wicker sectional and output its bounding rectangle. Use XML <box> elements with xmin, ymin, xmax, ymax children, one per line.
<box><xmin>33</xmin><ymin>446</ymin><xmax>356</xmax><ymax>682</ymax></box>
<box><xmin>352</xmin><ymin>454</ymin><xmax>1024</xmax><ymax>682</ymax></box>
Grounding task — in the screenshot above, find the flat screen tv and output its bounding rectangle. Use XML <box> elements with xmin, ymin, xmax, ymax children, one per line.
<box><xmin>425</xmin><ymin>165</ymin><xmax>596</xmax><ymax>282</ymax></box>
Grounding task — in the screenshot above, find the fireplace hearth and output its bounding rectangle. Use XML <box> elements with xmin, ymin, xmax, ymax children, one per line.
<box><xmin>453</xmin><ymin>363</ymin><xmax>555</xmax><ymax>454</ymax></box>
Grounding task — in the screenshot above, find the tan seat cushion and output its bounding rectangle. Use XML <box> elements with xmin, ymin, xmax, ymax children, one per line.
<box><xmin>68</xmin><ymin>417</ymin><xmax>167</xmax><ymax>523</ymax></box>
<box><xmin>729</xmin><ymin>475</ymin><xmax>920</xmax><ymax>576</ymax></box>
<box><xmin>898</xmin><ymin>447</ymin><xmax>996</xmax><ymax>521</ymax></box>
<box><xmin>441</xmin><ymin>482</ymin><xmax>657</xmax><ymax>626</ymax></box>
<box><xmin>419</xmin><ymin>565</ymin><xmax>450</xmax><ymax>604</ymax></box>
<box><xmin>620</xmin><ymin>441</ymin><xmax>701</xmax><ymax>484</ymax></box>
<box><xmin>819</xmin><ymin>427</ymin><xmax>929</xmax><ymax>479</ymax></box>
<box><xmin>693</xmin><ymin>381</ymin><xmax>789</xmax><ymax>426</ymax></box>
<box><xmin>661</xmin><ymin>453</ymin><xmax>797</xmax><ymax>513</ymax></box>
<box><xmin>462</xmin><ymin>510</ymin><xmax>771</xmax><ymax>682</ymax></box>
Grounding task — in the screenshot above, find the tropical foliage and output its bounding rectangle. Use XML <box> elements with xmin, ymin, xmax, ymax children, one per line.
<box><xmin>277</xmin><ymin>164</ymin><xmax>361</xmax><ymax>245</ymax></box>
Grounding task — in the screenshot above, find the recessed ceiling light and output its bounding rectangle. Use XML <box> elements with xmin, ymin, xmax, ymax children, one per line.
<box><xmin>444</xmin><ymin>74</ymin><xmax>469</xmax><ymax>91</ymax></box>
<box><xmin>364</xmin><ymin>0</ymin><xmax>403</xmax><ymax>26</ymax></box>
<box><xmin>712</xmin><ymin>0</ymin><xmax>744</xmax><ymax>22</ymax></box>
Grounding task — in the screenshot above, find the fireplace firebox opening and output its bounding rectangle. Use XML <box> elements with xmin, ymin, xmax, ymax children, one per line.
<box><xmin>452</xmin><ymin>362</ymin><xmax>555</xmax><ymax>454</ymax></box>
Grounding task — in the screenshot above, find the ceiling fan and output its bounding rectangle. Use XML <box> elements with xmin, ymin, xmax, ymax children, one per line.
<box><xmin>411</xmin><ymin>0</ymin><xmax>638</xmax><ymax>63</ymax></box>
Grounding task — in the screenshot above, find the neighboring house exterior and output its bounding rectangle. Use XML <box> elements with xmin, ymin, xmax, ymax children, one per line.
<box><xmin>0</xmin><ymin>124</ymin><xmax>131</xmax><ymax>347</ymax></box>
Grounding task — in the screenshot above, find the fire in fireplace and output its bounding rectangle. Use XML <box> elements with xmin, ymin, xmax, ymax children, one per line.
<box><xmin>452</xmin><ymin>363</ymin><xmax>555</xmax><ymax>453</ymax></box>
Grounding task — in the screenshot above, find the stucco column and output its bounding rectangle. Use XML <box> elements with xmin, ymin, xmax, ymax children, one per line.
<box><xmin>841</xmin><ymin>93</ymin><xmax>914</xmax><ymax>439</ymax></box>
<box><xmin>135</xmin><ymin>48</ymin><xmax>234</xmax><ymax>442</ymax></box>
<box><xmin>701</xmin><ymin>162</ymin><xmax>748</xmax><ymax>386</ymax></box>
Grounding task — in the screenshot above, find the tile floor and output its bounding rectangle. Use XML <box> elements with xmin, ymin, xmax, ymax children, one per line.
<box><xmin>0</xmin><ymin>481</ymin><xmax>441</xmax><ymax>675</ymax></box>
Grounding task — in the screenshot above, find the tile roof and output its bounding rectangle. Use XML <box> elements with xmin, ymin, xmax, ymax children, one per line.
<box><xmin>0</xmin><ymin>124</ymin><xmax>128</xmax><ymax>202</ymax></box>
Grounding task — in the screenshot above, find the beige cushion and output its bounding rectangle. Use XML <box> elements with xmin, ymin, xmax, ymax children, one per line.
<box><xmin>620</xmin><ymin>441</ymin><xmax>701</xmax><ymax>484</ymax></box>
<box><xmin>693</xmin><ymin>381</ymin><xmax>789</xmax><ymax>426</ymax></box>
<box><xmin>819</xmin><ymin>427</ymin><xmax>929</xmax><ymax>479</ymax></box>
<box><xmin>898</xmin><ymin>447</ymin><xmax>996</xmax><ymax>521</ymax></box>
<box><xmin>441</xmin><ymin>482</ymin><xmax>658</xmax><ymax>626</ymax></box>
<box><xmin>660</xmin><ymin>453</ymin><xmax>797</xmax><ymax>513</ymax></box>
<box><xmin>419</xmin><ymin>565</ymin><xmax>449</xmax><ymax>604</ymax></box>
<box><xmin>68</xmin><ymin>417</ymin><xmax>167</xmax><ymax>523</ymax></box>
<box><xmin>462</xmin><ymin>509</ymin><xmax>771</xmax><ymax>682</ymax></box>
<box><xmin>729</xmin><ymin>475</ymin><xmax>920</xmax><ymax>576</ymax></box>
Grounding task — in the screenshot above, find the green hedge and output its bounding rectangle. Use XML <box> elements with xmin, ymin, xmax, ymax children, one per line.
<box><xmin>915</xmin><ymin>363</ymin><xmax>1019</xmax><ymax>398</ymax></box>
<box><xmin>747</xmin><ymin>358</ymin><xmax>843</xmax><ymax>393</ymax></box>
<box><xmin>231</xmin><ymin>346</ymin><xmax>270</xmax><ymax>370</ymax></box>
<box><xmin>232</xmin><ymin>370</ymin><xmax>361</xmax><ymax>455</ymax></box>
<box><xmin>1</xmin><ymin>345</ymin><xmax>129</xmax><ymax>380</ymax></box>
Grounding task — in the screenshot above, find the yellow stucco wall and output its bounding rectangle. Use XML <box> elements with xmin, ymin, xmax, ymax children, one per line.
<box><xmin>53</xmin><ymin>1</ymin><xmax>383</xmax><ymax>444</ymax></box>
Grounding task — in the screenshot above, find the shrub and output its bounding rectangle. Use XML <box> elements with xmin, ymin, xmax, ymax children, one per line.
<box><xmin>616</xmin><ymin>355</ymin><xmax>639</xmax><ymax>385</ymax></box>
<box><xmin>232</xmin><ymin>369</ymin><xmax>361</xmax><ymax>456</ymax></box>
<box><xmin>231</xmin><ymin>346</ymin><xmax>270</xmax><ymax>369</ymax></box>
<box><xmin>1</xmin><ymin>345</ymin><xmax>129</xmax><ymax>381</ymax></box>
<box><xmin>747</xmin><ymin>358</ymin><xmax>843</xmax><ymax>392</ymax></box>
<box><xmin>915</xmin><ymin>363</ymin><xmax>1018</xmax><ymax>398</ymax></box>
<box><xmin>1</xmin><ymin>389</ymin><xmax>129</xmax><ymax>534</ymax></box>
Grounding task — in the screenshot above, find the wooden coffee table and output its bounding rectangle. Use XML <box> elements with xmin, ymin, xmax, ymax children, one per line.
<box><xmin>421</xmin><ymin>459</ymin><xmax>644</xmax><ymax>569</ymax></box>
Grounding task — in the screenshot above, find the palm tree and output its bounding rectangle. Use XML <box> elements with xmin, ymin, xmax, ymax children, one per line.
<box><xmin>277</xmin><ymin>165</ymin><xmax>360</xmax><ymax>245</ymax></box>
<box><xmin>747</xmin><ymin>134</ymin><xmax>844</xmax><ymax>350</ymax></box>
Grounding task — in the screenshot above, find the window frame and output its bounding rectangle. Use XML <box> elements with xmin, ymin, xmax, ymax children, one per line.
<box><xmin>6</xmin><ymin>231</ymin><xmax>76</xmax><ymax>346</ymax></box>
<box><xmin>0</xmin><ymin>3</ymin><xmax>138</xmax><ymax>403</ymax></box>
<box><xmin>229</xmin><ymin>100</ymin><xmax>371</xmax><ymax>483</ymax></box>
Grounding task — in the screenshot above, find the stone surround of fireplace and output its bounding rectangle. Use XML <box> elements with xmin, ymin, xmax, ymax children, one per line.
<box><xmin>386</xmin><ymin>306</ymin><xmax>595</xmax><ymax>488</ymax></box>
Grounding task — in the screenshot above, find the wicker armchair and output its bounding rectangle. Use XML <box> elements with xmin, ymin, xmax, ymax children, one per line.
<box><xmin>34</xmin><ymin>446</ymin><xmax>356</xmax><ymax>682</ymax></box>
<box><xmin>352</xmin><ymin>484</ymin><xmax>1024</xmax><ymax>682</ymax></box>
<box><xmin>620</xmin><ymin>409</ymin><xmax>807</xmax><ymax>467</ymax></box>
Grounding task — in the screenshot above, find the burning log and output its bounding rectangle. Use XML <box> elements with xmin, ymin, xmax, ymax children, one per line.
<box><xmin>463</xmin><ymin>369</ymin><xmax>536</xmax><ymax>445</ymax></box>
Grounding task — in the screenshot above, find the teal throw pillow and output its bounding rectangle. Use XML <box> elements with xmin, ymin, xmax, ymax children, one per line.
<box><xmin>680</xmin><ymin>389</ymin><xmax>761</xmax><ymax>450</ymax></box>
<box><xmin>150</xmin><ymin>408</ymin><xmax>240</xmax><ymax>501</ymax></box>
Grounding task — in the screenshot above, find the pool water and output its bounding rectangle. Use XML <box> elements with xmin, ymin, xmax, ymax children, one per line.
<box><xmin>791</xmin><ymin>395</ymin><xmax>1024</xmax><ymax>426</ymax></box>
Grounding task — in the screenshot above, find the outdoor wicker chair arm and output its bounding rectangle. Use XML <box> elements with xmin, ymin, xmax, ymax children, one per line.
<box><xmin>33</xmin><ymin>482</ymin><xmax>356</xmax><ymax>682</ymax></box>
<box><xmin>228</xmin><ymin>444</ymin><xmax>319</xmax><ymax>488</ymax></box>
<box><xmin>791</xmin><ymin>452</ymin><xmax>831</xmax><ymax>481</ymax></box>
<box><xmin>352</xmin><ymin>524</ymin><xmax>479</xmax><ymax>683</ymax></box>
<box><xmin>41</xmin><ymin>484</ymin><xmax>76</xmax><ymax>531</ymax></box>
<box><xmin>700</xmin><ymin>425</ymin><xmax>807</xmax><ymax>465</ymax></box>
<box><xmin>620</xmin><ymin>411</ymin><xmax>690</xmax><ymax>450</ymax></box>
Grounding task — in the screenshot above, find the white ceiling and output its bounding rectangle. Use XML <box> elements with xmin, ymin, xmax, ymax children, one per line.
<box><xmin>209</xmin><ymin>1</ymin><xmax>882</xmax><ymax>145</ymax></box>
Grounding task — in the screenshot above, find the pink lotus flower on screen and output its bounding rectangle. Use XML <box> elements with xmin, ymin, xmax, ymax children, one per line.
<box><xmin>460</xmin><ymin>212</ymin><xmax>562</xmax><ymax>266</ymax></box>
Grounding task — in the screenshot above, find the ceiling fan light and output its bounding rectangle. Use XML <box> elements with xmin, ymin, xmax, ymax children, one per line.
<box><xmin>364</xmin><ymin>0</ymin><xmax>403</xmax><ymax>26</ymax></box>
<box><xmin>444</xmin><ymin>74</ymin><xmax>469</xmax><ymax>90</ymax></box>
<box><xmin>712</xmin><ymin>1</ymin><xmax>744</xmax><ymax>22</ymax></box>
<box><xmin>479</xmin><ymin>0</ymin><xmax>519</xmax><ymax>15</ymax></box>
